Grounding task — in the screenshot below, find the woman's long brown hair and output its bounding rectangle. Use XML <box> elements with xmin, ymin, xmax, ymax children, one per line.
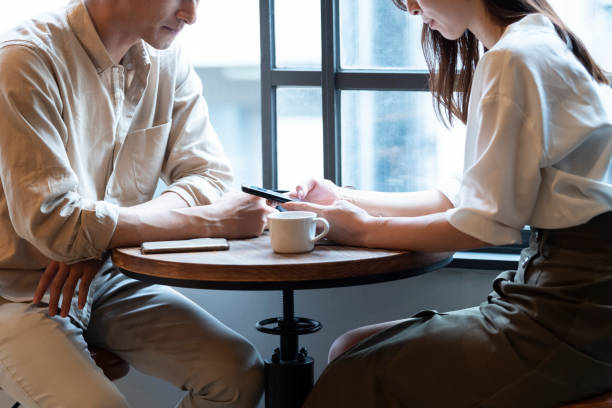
<box><xmin>393</xmin><ymin>0</ymin><xmax>610</xmax><ymax>126</ymax></box>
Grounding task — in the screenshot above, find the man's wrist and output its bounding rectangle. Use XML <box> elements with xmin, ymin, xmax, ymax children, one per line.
<box><xmin>175</xmin><ymin>206</ymin><xmax>211</xmax><ymax>238</ymax></box>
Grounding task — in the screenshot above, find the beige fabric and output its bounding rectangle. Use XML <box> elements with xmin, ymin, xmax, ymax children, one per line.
<box><xmin>439</xmin><ymin>14</ymin><xmax>612</xmax><ymax>245</ymax></box>
<box><xmin>0</xmin><ymin>0</ymin><xmax>233</xmax><ymax>301</ymax></box>
<box><xmin>0</xmin><ymin>267</ymin><xmax>264</xmax><ymax>408</ymax></box>
<box><xmin>0</xmin><ymin>302</ymin><xmax>129</xmax><ymax>408</ymax></box>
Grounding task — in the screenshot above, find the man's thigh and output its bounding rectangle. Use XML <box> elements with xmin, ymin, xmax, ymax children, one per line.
<box><xmin>86</xmin><ymin>269</ymin><xmax>262</xmax><ymax>396</ymax></box>
<box><xmin>0</xmin><ymin>300</ymin><xmax>128</xmax><ymax>408</ymax></box>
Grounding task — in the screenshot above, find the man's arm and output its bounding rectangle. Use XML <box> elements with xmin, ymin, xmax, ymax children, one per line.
<box><xmin>158</xmin><ymin>46</ymin><xmax>234</xmax><ymax>207</ymax></box>
<box><xmin>0</xmin><ymin>44</ymin><xmax>118</xmax><ymax>263</ymax></box>
<box><xmin>109</xmin><ymin>191</ymin><xmax>274</xmax><ymax>248</ymax></box>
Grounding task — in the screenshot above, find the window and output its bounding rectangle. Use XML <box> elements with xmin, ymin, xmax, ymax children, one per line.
<box><xmin>261</xmin><ymin>0</ymin><xmax>611</xmax><ymax>191</ymax></box>
<box><xmin>261</xmin><ymin>0</ymin><xmax>461</xmax><ymax>192</ymax></box>
<box><xmin>260</xmin><ymin>0</ymin><xmax>612</xmax><ymax>266</ymax></box>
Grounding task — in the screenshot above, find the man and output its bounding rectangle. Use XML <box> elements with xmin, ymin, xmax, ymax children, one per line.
<box><xmin>0</xmin><ymin>0</ymin><xmax>273</xmax><ymax>406</ymax></box>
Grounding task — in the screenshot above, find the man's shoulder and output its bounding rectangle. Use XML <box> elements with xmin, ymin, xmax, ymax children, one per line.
<box><xmin>0</xmin><ymin>8</ymin><xmax>72</xmax><ymax>58</ymax></box>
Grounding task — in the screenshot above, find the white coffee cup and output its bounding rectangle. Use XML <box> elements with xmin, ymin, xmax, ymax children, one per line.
<box><xmin>267</xmin><ymin>211</ymin><xmax>330</xmax><ymax>254</ymax></box>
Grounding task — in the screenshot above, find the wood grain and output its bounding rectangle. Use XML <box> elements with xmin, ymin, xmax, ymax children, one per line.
<box><xmin>112</xmin><ymin>233</ymin><xmax>452</xmax><ymax>288</ymax></box>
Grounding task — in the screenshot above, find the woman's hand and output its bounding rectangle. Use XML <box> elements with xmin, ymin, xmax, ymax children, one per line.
<box><xmin>32</xmin><ymin>258</ymin><xmax>104</xmax><ymax>318</ymax></box>
<box><xmin>281</xmin><ymin>199</ymin><xmax>377</xmax><ymax>247</ymax></box>
<box><xmin>290</xmin><ymin>179</ymin><xmax>341</xmax><ymax>205</ymax></box>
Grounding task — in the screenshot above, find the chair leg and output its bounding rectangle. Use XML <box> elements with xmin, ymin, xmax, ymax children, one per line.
<box><xmin>11</xmin><ymin>402</ymin><xmax>20</xmax><ymax>408</ymax></box>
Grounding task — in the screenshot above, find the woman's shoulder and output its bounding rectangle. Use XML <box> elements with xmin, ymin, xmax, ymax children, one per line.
<box><xmin>474</xmin><ymin>14</ymin><xmax>596</xmax><ymax>102</ymax></box>
<box><xmin>481</xmin><ymin>14</ymin><xmax>585</xmax><ymax>80</ymax></box>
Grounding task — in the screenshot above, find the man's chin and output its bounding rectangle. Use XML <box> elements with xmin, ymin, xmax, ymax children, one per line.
<box><xmin>145</xmin><ymin>39</ymin><xmax>175</xmax><ymax>50</ymax></box>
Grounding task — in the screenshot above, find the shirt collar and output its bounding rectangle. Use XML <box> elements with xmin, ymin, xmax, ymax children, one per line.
<box><xmin>67</xmin><ymin>0</ymin><xmax>151</xmax><ymax>76</ymax></box>
<box><xmin>498</xmin><ymin>14</ymin><xmax>556</xmax><ymax>45</ymax></box>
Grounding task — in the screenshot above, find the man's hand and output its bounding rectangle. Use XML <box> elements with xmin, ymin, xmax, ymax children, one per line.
<box><xmin>32</xmin><ymin>258</ymin><xmax>104</xmax><ymax>318</ymax></box>
<box><xmin>202</xmin><ymin>191</ymin><xmax>276</xmax><ymax>238</ymax></box>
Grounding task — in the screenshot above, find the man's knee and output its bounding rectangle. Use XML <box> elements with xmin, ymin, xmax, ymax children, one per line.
<box><xmin>220</xmin><ymin>338</ymin><xmax>263</xmax><ymax>401</ymax></box>
<box><xmin>62</xmin><ymin>383</ymin><xmax>130</xmax><ymax>408</ymax></box>
<box><xmin>188</xmin><ymin>336</ymin><xmax>264</xmax><ymax>407</ymax></box>
<box><xmin>221</xmin><ymin>335</ymin><xmax>261</xmax><ymax>376</ymax></box>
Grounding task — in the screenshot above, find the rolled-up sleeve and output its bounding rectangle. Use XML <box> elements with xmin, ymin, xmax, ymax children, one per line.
<box><xmin>445</xmin><ymin>93</ymin><xmax>542</xmax><ymax>246</ymax></box>
<box><xmin>0</xmin><ymin>44</ymin><xmax>118</xmax><ymax>262</ymax></box>
<box><xmin>161</xmin><ymin>49</ymin><xmax>233</xmax><ymax>206</ymax></box>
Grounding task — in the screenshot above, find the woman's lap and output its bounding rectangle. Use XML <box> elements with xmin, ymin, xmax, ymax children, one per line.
<box><xmin>304</xmin><ymin>216</ymin><xmax>612</xmax><ymax>408</ymax></box>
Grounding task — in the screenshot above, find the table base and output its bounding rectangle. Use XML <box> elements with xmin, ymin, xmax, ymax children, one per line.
<box><xmin>264</xmin><ymin>352</ymin><xmax>314</xmax><ymax>408</ymax></box>
<box><xmin>256</xmin><ymin>289</ymin><xmax>321</xmax><ymax>408</ymax></box>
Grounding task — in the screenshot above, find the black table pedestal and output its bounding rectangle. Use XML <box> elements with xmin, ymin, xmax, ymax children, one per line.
<box><xmin>256</xmin><ymin>289</ymin><xmax>321</xmax><ymax>408</ymax></box>
<box><xmin>264</xmin><ymin>349</ymin><xmax>314</xmax><ymax>408</ymax></box>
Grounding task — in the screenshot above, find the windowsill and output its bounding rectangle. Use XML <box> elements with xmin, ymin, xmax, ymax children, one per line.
<box><xmin>448</xmin><ymin>251</ymin><xmax>519</xmax><ymax>271</ymax></box>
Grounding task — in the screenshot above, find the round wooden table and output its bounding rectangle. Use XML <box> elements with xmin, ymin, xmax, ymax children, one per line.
<box><xmin>112</xmin><ymin>233</ymin><xmax>453</xmax><ymax>408</ymax></box>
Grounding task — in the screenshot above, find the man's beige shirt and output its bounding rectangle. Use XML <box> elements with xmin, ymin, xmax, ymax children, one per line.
<box><xmin>0</xmin><ymin>1</ymin><xmax>233</xmax><ymax>301</ymax></box>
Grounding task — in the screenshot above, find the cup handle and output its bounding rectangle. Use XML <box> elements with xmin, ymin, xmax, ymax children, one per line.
<box><xmin>311</xmin><ymin>217</ymin><xmax>330</xmax><ymax>243</ymax></box>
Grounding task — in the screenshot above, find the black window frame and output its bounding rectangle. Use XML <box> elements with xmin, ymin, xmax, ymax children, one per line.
<box><xmin>258</xmin><ymin>0</ymin><xmax>525</xmax><ymax>270</ymax></box>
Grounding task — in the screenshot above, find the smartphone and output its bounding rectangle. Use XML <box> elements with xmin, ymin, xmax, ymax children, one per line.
<box><xmin>141</xmin><ymin>238</ymin><xmax>229</xmax><ymax>254</ymax></box>
<box><xmin>241</xmin><ymin>184</ymin><xmax>293</xmax><ymax>203</ymax></box>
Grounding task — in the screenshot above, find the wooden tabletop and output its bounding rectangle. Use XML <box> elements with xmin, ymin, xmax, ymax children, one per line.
<box><xmin>112</xmin><ymin>233</ymin><xmax>454</xmax><ymax>290</ymax></box>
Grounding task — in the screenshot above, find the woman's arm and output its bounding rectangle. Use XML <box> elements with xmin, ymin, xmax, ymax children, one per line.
<box><xmin>362</xmin><ymin>212</ymin><xmax>489</xmax><ymax>252</ymax></box>
<box><xmin>293</xmin><ymin>179</ymin><xmax>454</xmax><ymax>217</ymax></box>
<box><xmin>282</xmin><ymin>200</ymin><xmax>489</xmax><ymax>252</ymax></box>
<box><xmin>340</xmin><ymin>188</ymin><xmax>454</xmax><ymax>217</ymax></box>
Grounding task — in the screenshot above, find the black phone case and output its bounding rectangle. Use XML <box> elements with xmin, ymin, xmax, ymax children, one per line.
<box><xmin>241</xmin><ymin>184</ymin><xmax>293</xmax><ymax>203</ymax></box>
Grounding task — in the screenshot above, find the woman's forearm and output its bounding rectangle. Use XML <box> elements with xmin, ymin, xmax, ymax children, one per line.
<box><xmin>362</xmin><ymin>212</ymin><xmax>489</xmax><ymax>252</ymax></box>
<box><xmin>339</xmin><ymin>189</ymin><xmax>454</xmax><ymax>218</ymax></box>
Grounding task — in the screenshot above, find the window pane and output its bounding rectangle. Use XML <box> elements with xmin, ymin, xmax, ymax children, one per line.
<box><xmin>341</xmin><ymin>91</ymin><xmax>465</xmax><ymax>192</ymax></box>
<box><xmin>274</xmin><ymin>0</ymin><xmax>321</xmax><ymax>68</ymax></box>
<box><xmin>201</xmin><ymin>67</ymin><xmax>262</xmax><ymax>187</ymax></box>
<box><xmin>339</xmin><ymin>0</ymin><xmax>426</xmax><ymax>70</ymax></box>
<box><xmin>549</xmin><ymin>0</ymin><xmax>612</xmax><ymax>70</ymax></box>
<box><xmin>339</xmin><ymin>0</ymin><xmax>612</xmax><ymax>72</ymax></box>
<box><xmin>182</xmin><ymin>1</ymin><xmax>262</xmax><ymax>186</ymax></box>
<box><xmin>0</xmin><ymin>1</ymin><xmax>66</xmax><ymax>30</ymax></box>
<box><xmin>277</xmin><ymin>88</ymin><xmax>323</xmax><ymax>190</ymax></box>
<box><xmin>182</xmin><ymin>1</ymin><xmax>260</xmax><ymax>67</ymax></box>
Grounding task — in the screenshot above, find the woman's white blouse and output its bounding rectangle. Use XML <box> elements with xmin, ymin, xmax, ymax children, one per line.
<box><xmin>440</xmin><ymin>14</ymin><xmax>612</xmax><ymax>246</ymax></box>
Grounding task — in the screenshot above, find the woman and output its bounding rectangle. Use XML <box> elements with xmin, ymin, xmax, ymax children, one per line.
<box><xmin>283</xmin><ymin>0</ymin><xmax>612</xmax><ymax>407</ymax></box>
